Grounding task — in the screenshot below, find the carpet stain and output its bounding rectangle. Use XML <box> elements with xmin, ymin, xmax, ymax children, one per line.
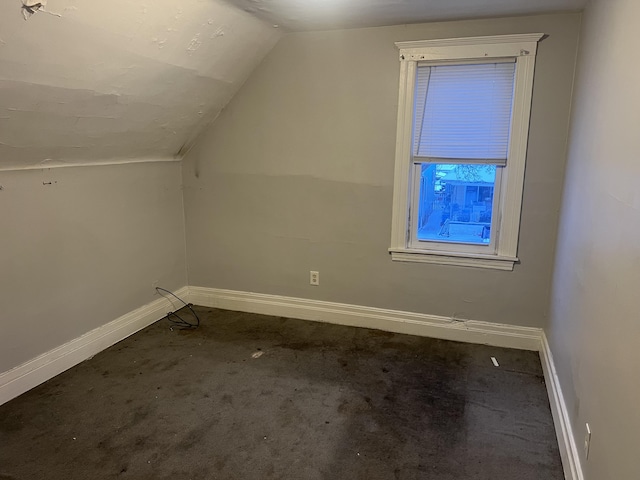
<box><xmin>0</xmin><ymin>307</ymin><xmax>563</xmax><ymax>480</ymax></box>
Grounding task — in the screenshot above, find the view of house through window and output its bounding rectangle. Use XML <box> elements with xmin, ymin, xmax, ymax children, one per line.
<box><xmin>409</xmin><ymin>61</ymin><xmax>512</xmax><ymax>249</ymax></box>
<box><xmin>415</xmin><ymin>164</ymin><xmax>496</xmax><ymax>244</ymax></box>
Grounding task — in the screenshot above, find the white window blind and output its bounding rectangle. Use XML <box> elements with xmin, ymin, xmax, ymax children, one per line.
<box><xmin>413</xmin><ymin>62</ymin><xmax>516</xmax><ymax>164</ymax></box>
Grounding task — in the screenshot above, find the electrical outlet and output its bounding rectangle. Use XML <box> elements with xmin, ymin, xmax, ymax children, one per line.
<box><xmin>310</xmin><ymin>271</ymin><xmax>319</xmax><ymax>286</ymax></box>
<box><xmin>584</xmin><ymin>423</ymin><xmax>591</xmax><ymax>459</ymax></box>
<box><xmin>152</xmin><ymin>280</ymin><xmax>159</xmax><ymax>290</ymax></box>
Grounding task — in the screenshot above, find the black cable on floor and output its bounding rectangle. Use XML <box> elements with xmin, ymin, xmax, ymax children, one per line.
<box><xmin>155</xmin><ymin>287</ymin><xmax>200</xmax><ymax>329</ymax></box>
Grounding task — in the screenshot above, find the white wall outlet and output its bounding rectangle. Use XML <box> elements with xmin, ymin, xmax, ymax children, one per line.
<box><xmin>584</xmin><ymin>423</ymin><xmax>591</xmax><ymax>460</ymax></box>
<box><xmin>310</xmin><ymin>271</ymin><xmax>319</xmax><ymax>286</ymax></box>
<box><xmin>152</xmin><ymin>280</ymin><xmax>159</xmax><ymax>290</ymax></box>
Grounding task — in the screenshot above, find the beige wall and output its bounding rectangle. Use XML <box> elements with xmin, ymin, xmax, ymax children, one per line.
<box><xmin>0</xmin><ymin>162</ymin><xmax>187</xmax><ymax>373</ymax></box>
<box><xmin>183</xmin><ymin>13</ymin><xmax>580</xmax><ymax>327</ymax></box>
<box><xmin>548</xmin><ymin>0</ymin><xmax>640</xmax><ymax>478</ymax></box>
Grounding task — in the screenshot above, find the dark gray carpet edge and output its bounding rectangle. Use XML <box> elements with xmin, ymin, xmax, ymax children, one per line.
<box><xmin>0</xmin><ymin>306</ymin><xmax>563</xmax><ymax>480</ymax></box>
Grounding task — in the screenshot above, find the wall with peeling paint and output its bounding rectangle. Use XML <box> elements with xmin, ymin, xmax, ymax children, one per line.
<box><xmin>0</xmin><ymin>0</ymin><xmax>281</xmax><ymax>170</ymax></box>
<box><xmin>182</xmin><ymin>13</ymin><xmax>581</xmax><ymax>328</ymax></box>
<box><xmin>0</xmin><ymin>162</ymin><xmax>186</xmax><ymax>372</ymax></box>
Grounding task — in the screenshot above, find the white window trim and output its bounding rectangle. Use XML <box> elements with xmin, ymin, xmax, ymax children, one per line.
<box><xmin>389</xmin><ymin>34</ymin><xmax>544</xmax><ymax>271</ymax></box>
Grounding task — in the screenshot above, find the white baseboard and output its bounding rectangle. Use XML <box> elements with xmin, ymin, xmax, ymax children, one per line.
<box><xmin>191</xmin><ymin>286</ymin><xmax>583</xmax><ymax>479</ymax></box>
<box><xmin>0</xmin><ymin>284</ymin><xmax>580</xmax><ymax>480</ymax></box>
<box><xmin>540</xmin><ymin>332</ymin><xmax>584</xmax><ymax>480</ymax></box>
<box><xmin>0</xmin><ymin>286</ymin><xmax>189</xmax><ymax>406</ymax></box>
<box><xmin>188</xmin><ymin>286</ymin><xmax>543</xmax><ymax>351</ymax></box>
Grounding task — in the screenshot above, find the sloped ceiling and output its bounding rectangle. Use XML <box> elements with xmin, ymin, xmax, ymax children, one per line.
<box><xmin>0</xmin><ymin>0</ymin><xmax>281</xmax><ymax>170</ymax></box>
<box><xmin>0</xmin><ymin>0</ymin><xmax>587</xmax><ymax>170</ymax></box>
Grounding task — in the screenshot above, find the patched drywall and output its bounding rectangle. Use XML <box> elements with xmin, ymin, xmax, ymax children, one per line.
<box><xmin>0</xmin><ymin>0</ymin><xmax>281</xmax><ymax>170</ymax></box>
<box><xmin>548</xmin><ymin>0</ymin><xmax>640</xmax><ymax>477</ymax></box>
<box><xmin>182</xmin><ymin>13</ymin><xmax>581</xmax><ymax>328</ymax></box>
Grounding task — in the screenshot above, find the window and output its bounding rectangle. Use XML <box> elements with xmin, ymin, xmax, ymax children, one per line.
<box><xmin>389</xmin><ymin>34</ymin><xmax>543</xmax><ymax>270</ymax></box>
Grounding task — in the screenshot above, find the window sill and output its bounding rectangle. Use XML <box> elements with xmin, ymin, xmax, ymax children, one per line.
<box><xmin>389</xmin><ymin>248</ymin><xmax>517</xmax><ymax>271</ymax></box>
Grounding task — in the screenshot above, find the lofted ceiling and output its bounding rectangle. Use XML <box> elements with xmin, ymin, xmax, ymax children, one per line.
<box><xmin>0</xmin><ymin>0</ymin><xmax>281</xmax><ymax>169</ymax></box>
<box><xmin>0</xmin><ymin>0</ymin><xmax>586</xmax><ymax>170</ymax></box>
<box><xmin>226</xmin><ymin>0</ymin><xmax>587</xmax><ymax>31</ymax></box>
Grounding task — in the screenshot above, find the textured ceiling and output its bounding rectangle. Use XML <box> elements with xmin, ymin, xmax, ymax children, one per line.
<box><xmin>225</xmin><ymin>0</ymin><xmax>587</xmax><ymax>31</ymax></box>
<box><xmin>0</xmin><ymin>0</ymin><xmax>587</xmax><ymax>170</ymax></box>
<box><xmin>0</xmin><ymin>0</ymin><xmax>281</xmax><ymax>169</ymax></box>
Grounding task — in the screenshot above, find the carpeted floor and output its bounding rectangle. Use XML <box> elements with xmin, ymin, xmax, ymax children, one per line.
<box><xmin>0</xmin><ymin>307</ymin><xmax>563</xmax><ymax>480</ymax></box>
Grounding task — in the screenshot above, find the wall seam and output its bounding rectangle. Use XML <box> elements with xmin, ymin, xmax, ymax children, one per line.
<box><xmin>542</xmin><ymin>11</ymin><xmax>584</xmax><ymax>329</ymax></box>
<box><xmin>179</xmin><ymin>161</ymin><xmax>190</xmax><ymax>288</ymax></box>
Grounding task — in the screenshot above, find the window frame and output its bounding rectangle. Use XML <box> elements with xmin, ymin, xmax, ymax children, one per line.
<box><xmin>389</xmin><ymin>34</ymin><xmax>544</xmax><ymax>271</ymax></box>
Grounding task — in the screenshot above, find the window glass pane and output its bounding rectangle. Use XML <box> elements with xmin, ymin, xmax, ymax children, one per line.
<box><xmin>416</xmin><ymin>164</ymin><xmax>496</xmax><ymax>245</ymax></box>
<box><xmin>413</xmin><ymin>63</ymin><xmax>515</xmax><ymax>160</ymax></box>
